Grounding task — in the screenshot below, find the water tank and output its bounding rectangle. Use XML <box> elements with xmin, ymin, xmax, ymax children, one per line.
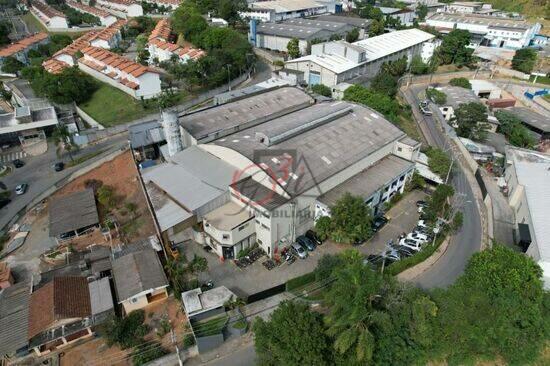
<box><xmin>161</xmin><ymin>111</ymin><xmax>184</xmax><ymax>157</ymax></box>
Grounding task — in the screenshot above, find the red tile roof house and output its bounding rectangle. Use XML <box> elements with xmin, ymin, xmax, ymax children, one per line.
<box><xmin>0</xmin><ymin>33</ymin><xmax>49</xmax><ymax>70</ymax></box>
<box><xmin>65</xmin><ymin>0</ymin><xmax>118</xmax><ymax>27</ymax></box>
<box><xmin>142</xmin><ymin>0</ymin><xmax>180</xmax><ymax>11</ymax></box>
<box><xmin>78</xmin><ymin>46</ymin><xmax>162</xmax><ymax>99</ymax></box>
<box><xmin>96</xmin><ymin>0</ymin><xmax>143</xmax><ymax>18</ymax></box>
<box><xmin>27</xmin><ymin>276</ymin><xmax>114</xmax><ymax>356</ymax></box>
<box><xmin>147</xmin><ymin>18</ymin><xmax>206</xmax><ymax>65</ymax></box>
<box><xmin>0</xmin><ymin>262</ymin><xmax>14</xmax><ymax>290</ymax></box>
<box><xmin>30</xmin><ymin>1</ymin><xmax>69</xmax><ymax>29</ymax></box>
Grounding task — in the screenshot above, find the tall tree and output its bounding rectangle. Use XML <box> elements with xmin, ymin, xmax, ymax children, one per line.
<box><xmin>287</xmin><ymin>37</ymin><xmax>300</xmax><ymax>59</ymax></box>
<box><xmin>453</xmin><ymin>102</ymin><xmax>489</xmax><ymax>141</ymax></box>
<box><xmin>0</xmin><ymin>21</ymin><xmax>10</xmax><ymax>46</ymax></box>
<box><xmin>327</xmin><ymin>193</ymin><xmax>373</xmax><ymax>244</ymax></box>
<box><xmin>1</xmin><ymin>56</ymin><xmax>24</xmax><ymax>74</ymax></box>
<box><xmin>511</xmin><ymin>48</ymin><xmax>537</xmax><ymax>74</ymax></box>
<box><xmin>495</xmin><ymin>110</ymin><xmax>536</xmax><ymax>148</ymax></box>
<box><xmin>435</xmin><ymin>29</ymin><xmax>474</xmax><ymax>66</ymax></box>
<box><xmin>416</xmin><ymin>4</ymin><xmax>428</xmax><ymax>21</ymax></box>
<box><xmin>253</xmin><ymin>301</ymin><xmax>333</xmax><ymax>366</ymax></box>
<box><xmin>371</xmin><ymin>71</ymin><xmax>398</xmax><ymax>97</ymax></box>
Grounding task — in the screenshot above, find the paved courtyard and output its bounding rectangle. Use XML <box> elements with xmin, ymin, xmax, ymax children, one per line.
<box><xmin>184</xmin><ymin>189</ymin><xmax>427</xmax><ymax>299</ymax></box>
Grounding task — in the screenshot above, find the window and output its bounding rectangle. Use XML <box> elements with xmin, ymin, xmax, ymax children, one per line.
<box><xmin>238</xmin><ymin>223</ymin><xmax>247</xmax><ymax>231</ymax></box>
<box><xmin>399</xmin><ymin>175</ymin><xmax>405</xmax><ymax>181</ymax></box>
<box><xmin>397</xmin><ymin>147</ymin><xmax>403</xmax><ymax>152</ymax></box>
<box><xmin>130</xmin><ymin>297</ymin><xmax>139</xmax><ymax>304</ymax></box>
<box><xmin>261</xmin><ymin>223</ymin><xmax>270</xmax><ymax>230</ymax></box>
<box><xmin>222</xmin><ymin>234</ymin><xmax>230</xmax><ymax>240</ymax></box>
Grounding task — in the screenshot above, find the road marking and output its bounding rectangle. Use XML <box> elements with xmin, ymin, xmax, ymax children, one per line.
<box><xmin>0</xmin><ymin>151</ymin><xmax>27</xmax><ymax>163</ymax></box>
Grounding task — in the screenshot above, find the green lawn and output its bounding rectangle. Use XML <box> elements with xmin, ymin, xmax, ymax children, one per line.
<box><xmin>529</xmin><ymin>75</ymin><xmax>550</xmax><ymax>86</ymax></box>
<box><xmin>78</xmin><ymin>83</ymin><xmax>150</xmax><ymax>127</ymax></box>
<box><xmin>22</xmin><ymin>12</ymin><xmax>47</xmax><ymax>33</ymax></box>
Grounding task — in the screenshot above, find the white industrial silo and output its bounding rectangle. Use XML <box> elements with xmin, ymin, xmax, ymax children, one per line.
<box><xmin>161</xmin><ymin>110</ymin><xmax>184</xmax><ymax>157</ymax></box>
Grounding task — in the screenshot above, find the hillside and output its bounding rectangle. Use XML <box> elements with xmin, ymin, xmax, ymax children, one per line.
<box><xmin>483</xmin><ymin>0</ymin><xmax>549</xmax><ymax>19</ymax></box>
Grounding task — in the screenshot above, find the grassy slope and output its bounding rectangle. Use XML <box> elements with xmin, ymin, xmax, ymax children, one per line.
<box><xmin>78</xmin><ymin>83</ymin><xmax>149</xmax><ymax>127</ymax></box>
<box><xmin>484</xmin><ymin>0</ymin><xmax>549</xmax><ymax>18</ymax></box>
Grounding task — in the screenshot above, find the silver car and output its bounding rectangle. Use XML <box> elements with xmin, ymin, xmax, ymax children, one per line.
<box><xmin>291</xmin><ymin>242</ymin><xmax>308</xmax><ymax>259</ymax></box>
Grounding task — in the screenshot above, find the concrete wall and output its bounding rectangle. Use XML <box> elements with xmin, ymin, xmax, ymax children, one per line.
<box><xmin>195</xmin><ymin>333</ymin><xmax>224</xmax><ymax>354</ymax></box>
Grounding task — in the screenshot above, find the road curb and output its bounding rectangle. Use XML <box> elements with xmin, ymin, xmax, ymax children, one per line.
<box><xmin>397</xmin><ymin>237</ymin><xmax>451</xmax><ymax>281</ymax></box>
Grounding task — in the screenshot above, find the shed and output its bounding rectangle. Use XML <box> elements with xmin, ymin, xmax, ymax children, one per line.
<box><xmin>49</xmin><ymin>189</ymin><xmax>100</xmax><ymax>240</ymax></box>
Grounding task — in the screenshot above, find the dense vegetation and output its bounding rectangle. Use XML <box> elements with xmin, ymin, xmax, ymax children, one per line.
<box><xmin>254</xmin><ymin>246</ymin><xmax>550</xmax><ymax>365</ymax></box>
<box><xmin>495</xmin><ymin>110</ymin><xmax>537</xmax><ymax>148</ymax></box>
<box><xmin>311</xmin><ymin>83</ymin><xmax>332</xmax><ymax>97</ymax></box>
<box><xmin>449</xmin><ymin>77</ymin><xmax>472</xmax><ymax>89</ymax></box>
<box><xmin>434</xmin><ymin>29</ymin><xmax>474</xmax><ymax>67</ymax></box>
<box><xmin>483</xmin><ymin>0</ymin><xmax>550</xmax><ymax>18</ymax></box>
<box><xmin>453</xmin><ymin>102</ymin><xmax>490</xmax><ymax>142</ymax></box>
<box><xmin>343</xmin><ymin>84</ymin><xmax>400</xmax><ymax>121</ymax></box>
<box><xmin>169</xmin><ymin>0</ymin><xmax>255</xmax><ymax>88</ymax></box>
<box><xmin>0</xmin><ymin>21</ymin><xmax>10</xmax><ymax>46</ymax></box>
<box><xmin>512</xmin><ymin>48</ymin><xmax>538</xmax><ymax>74</ymax></box>
<box><xmin>424</xmin><ymin>147</ymin><xmax>452</xmax><ymax>181</ymax></box>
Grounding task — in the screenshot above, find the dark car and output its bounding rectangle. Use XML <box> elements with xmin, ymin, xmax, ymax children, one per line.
<box><xmin>305</xmin><ymin>230</ymin><xmax>322</xmax><ymax>245</ymax></box>
<box><xmin>13</xmin><ymin>159</ymin><xmax>24</xmax><ymax>168</ymax></box>
<box><xmin>54</xmin><ymin>162</ymin><xmax>64</xmax><ymax>171</ymax></box>
<box><xmin>297</xmin><ymin>235</ymin><xmax>316</xmax><ymax>251</ymax></box>
<box><xmin>0</xmin><ymin>198</ymin><xmax>11</xmax><ymax>209</ymax></box>
<box><xmin>372</xmin><ymin>216</ymin><xmax>389</xmax><ymax>232</ymax></box>
<box><xmin>416</xmin><ymin>200</ymin><xmax>428</xmax><ymax>208</ymax></box>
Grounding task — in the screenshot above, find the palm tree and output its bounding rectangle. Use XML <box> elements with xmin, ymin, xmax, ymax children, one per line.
<box><xmin>52</xmin><ymin>125</ymin><xmax>77</xmax><ymax>161</ymax></box>
<box><xmin>324</xmin><ymin>253</ymin><xmax>392</xmax><ymax>363</ymax></box>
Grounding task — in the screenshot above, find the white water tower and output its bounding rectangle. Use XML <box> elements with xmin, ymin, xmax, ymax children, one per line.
<box><xmin>161</xmin><ymin>111</ymin><xmax>184</xmax><ymax>157</ymax></box>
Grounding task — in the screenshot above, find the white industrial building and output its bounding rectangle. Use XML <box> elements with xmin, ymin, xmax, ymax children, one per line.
<box><xmin>424</xmin><ymin>12</ymin><xmax>541</xmax><ymax>49</ymax></box>
<box><xmin>284</xmin><ymin>28</ymin><xmax>437</xmax><ymax>87</ymax></box>
<box><xmin>95</xmin><ymin>0</ymin><xmax>143</xmax><ymax>18</ymax></box>
<box><xmin>31</xmin><ymin>1</ymin><xmax>68</xmax><ymax>29</ymax></box>
<box><xmin>249</xmin><ymin>17</ymin><xmax>365</xmax><ymax>55</ymax></box>
<box><xmin>78</xmin><ymin>46</ymin><xmax>161</xmax><ymax>99</ymax></box>
<box><xmin>65</xmin><ymin>0</ymin><xmax>117</xmax><ymax>27</ymax></box>
<box><xmin>504</xmin><ymin>147</ymin><xmax>550</xmax><ymax>289</ymax></box>
<box><xmin>378</xmin><ymin>6</ymin><xmax>417</xmax><ymax>27</ymax></box>
<box><xmin>240</xmin><ymin>0</ymin><xmax>335</xmax><ymax>22</ymax></box>
<box><xmin>140</xmin><ymin>87</ymin><xmax>420</xmax><ymax>259</ymax></box>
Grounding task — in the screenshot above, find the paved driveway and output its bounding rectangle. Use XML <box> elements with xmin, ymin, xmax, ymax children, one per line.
<box><xmin>183</xmin><ymin>190</ymin><xmax>426</xmax><ymax>298</ymax></box>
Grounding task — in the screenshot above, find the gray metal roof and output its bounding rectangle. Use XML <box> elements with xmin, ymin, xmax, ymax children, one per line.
<box><xmin>179</xmin><ymin>87</ymin><xmax>314</xmax><ymax>141</ymax></box>
<box><xmin>317</xmin><ymin>155</ymin><xmax>414</xmax><ymax>207</ymax></box>
<box><xmin>231</xmin><ymin>176</ymin><xmax>289</xmax><ymax>211</ymax></box>
<box><xmin>129</xmin><ymin>120</ymin><xmax>166</xmax><ymax>148</ymax></box>
<box><xmin>314</xmin><ymin>15</ymin><xmax>371</xmax><ymax>28</ymax></box>
<box><xmin>438</xmin><ymin>86</ymin><xmax>479</xmax><ymax>109</ymax></box>
<box><xmin>88</xmin><ymin>278</ymin><xmax>114</xmax><ymax>316</ymax></box>
<box><xmin>282</xmin><ymin>18</ymin><xmax>354</xmax><ymax>32</ymax></box>
<box><xmin>0</xmin><ymin>281</ymin><xmax>31</xmax><ymax>357</ymax></box>
<box><xmin>49</xmin><ymin>189</ymin><xmax>100</xmax><ymax>237</ymax></box>
<box><xmin>111</xmin><ymin>249</ymin><xmax>168</xmax><ymax>302</ymax></box>
<box><xmin>504</xmin><ymin>107</ymin><xmax>550</xmax><ymax>134</ymax></box>
<box><xmin>212</xmin><ymin>101</ymin><xmax>405</xmax><ymax>198</ymax></box>
<box><xmin>257</xmin><ymin>23</ymin><xmax>333</xmax><ymax>40</ymax></box>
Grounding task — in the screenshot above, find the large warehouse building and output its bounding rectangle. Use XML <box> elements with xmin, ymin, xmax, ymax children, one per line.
<box><xmin>140</xmin><ymin>87</ymin><xmax>420</xmax><ymax>260</ymax></box>
<box><xmin>284</xmin><ymin>28</ymin><xmax>437</xmax><ymax>87</ymax></box>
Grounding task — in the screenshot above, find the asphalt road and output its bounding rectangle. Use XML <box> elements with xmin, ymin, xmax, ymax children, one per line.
<box><xmin>0</xmin><ymin>134</ymin><xmax>129</xmax><ymax>231</ymax></box>
<box><xmin>405</xmin><ymin>86</ymin><xmax>482</xmax><ymax>288</ymax></box>
<box><xmin>202</xmin><ymin>344</ymin><xmax>256</xmax><ymax>366</ymax></box>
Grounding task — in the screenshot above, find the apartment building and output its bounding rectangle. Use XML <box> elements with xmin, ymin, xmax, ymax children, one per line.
<box><xmin>147</xmin><ymin>19</ymin><xmax>205</xmax><ymax>64</ymax></box>
<box><xmin>78</xmin><ymin>46</ymin><xmax>161</xmax><ymax>99</ymax></box>
<box><xmin>0</xmin><ymin>33</ymin><xmax>48</xmax><ymax>69</ymax></box>
<box><xmin>30</xmin><ymin>1</ymin><xmax>68</xmax><ymax>29</ymax></box>
<box><xmin>65</xmin><ymin>0</ymin><xmax>117</xmax><ymax>27</ymax></box>
<box><xmin>141</xmin><ymin>87</ymin><xmax>420</xmax><ymax>260</ymax></box>
<box><xmin>95</xmin><ymin>0</ymin><xmax>143</xmax><ymax>18</ymax></box>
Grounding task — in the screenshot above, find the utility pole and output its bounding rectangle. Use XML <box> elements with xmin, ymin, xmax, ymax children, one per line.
<box><xmin>226</xmin><ymin>65</ymin><xmax>231</xmax><ymax>92</ymax></box>
<box><xmin>170</xmin><ymin>322</ymin><xmax>183</xmax><ymax>366</ymax></box>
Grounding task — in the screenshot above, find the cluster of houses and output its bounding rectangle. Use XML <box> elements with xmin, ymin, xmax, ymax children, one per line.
<box><xmin>147</xmin><ymin>18</ymin><xmax>206</xmax><ymax>65</ymax></box>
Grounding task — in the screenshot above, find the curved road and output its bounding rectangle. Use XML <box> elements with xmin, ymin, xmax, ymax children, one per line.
<box><xmin>405</xmin><ymin>85</ymin><xmax>482</xmax><ymax>288</ymax></box>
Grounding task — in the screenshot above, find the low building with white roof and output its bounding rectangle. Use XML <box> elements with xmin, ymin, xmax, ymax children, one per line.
<box><xmin>95</xmin><ymin>0</ymin><xmax>143</xmax><ymax>18</ymax></box>
<box><xmin>181</xmin><ymin>286</ymin><xmax>236</xmax><ymax>321</ymax></box>
<box><xmin>284</xmin><ymin>28</ymin><xmax>437</xmax><ymax>87</ymax></box>
<box><xmin>65</xmin><ymin>0</ymin><xmax>117</xmax><ymax>26</ymax></box>
<box><xmin>504</xmin><ymin>147</ymin><xmax>550</xmax><ymax>289</ymax></box>
<box><xmin>240</xmin><ymin>0</ymin><xmax>334</xmax><ymax>22</ymax></box>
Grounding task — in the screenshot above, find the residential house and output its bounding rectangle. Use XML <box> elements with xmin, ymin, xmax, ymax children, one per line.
<box><xmin>78</xmin><ymin>46</ymin><xmax>161</xmax><ymax>99</ymax></box>
<box><xmin>30</xmin><ymin>1</ymin><xmax>68</xmax><ymax>29</ymax></box>
<box><xmin>49</xmin><ymin>189</ymin><xmax>100</xmax><ymax>243</ymax></box>
<box><xmin>65</xmin><ymin>0</ymin><xmax>117</xmax><ymax>26</ymax></box>
<box><xmin>0</xmin><ymin>281</ymin><xmax>32</xmax><ymax>359</ymax></box>
<box><xmin>96</xmin><ymin>0</ymin><xmax>144</xmax><ymax>18</ymax></box>
<box><xmin>0</xmin><ymin>105</ymin><xmax>59</xmax><ymax>146</ymax></box>
<box><xmin>181</xmin><ymin>286</ymin><xmax>236</xmax><ymax>321</ymax></box>
<box><xmin>147</xmin><ymin>18</ymin><xmax>205</xmax><ymax>64</ymax></box>
<box><xmin>0</xmin><ymin>33</ymin><xmax>49</xmax><ymax>70</ymax></box>
<box><xmin>111</xmin><ymin>249</ymin><xmax>169</xmax><ymax>314</ymax></box>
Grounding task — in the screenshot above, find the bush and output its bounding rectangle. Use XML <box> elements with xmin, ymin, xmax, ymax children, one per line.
<box><xmin>311</xmin><ymin>84</ymin><xmax>332</xmax><ymax>97</ymax></box>
<box><xmin>103</xmin><ymin>310</ymin><xmax>151</xmax><ymax>349</ymax></box>
<box><xmin>426</xmin><ymin>88</ymin><xmax>447</xmax><ymax>105</ymax></box>
<box><xmin>449</xmin><ymin>77</ymin><xmax>472</xmax><ymax>89</ymax></box>
<box><xmin>97</xmin><ymin>185</ymin><xmax>116</xmax><ymax>209</ymax></box>
<box><xmin>131</xmin><ymin>342</ymin><xmax>167</xmax><ymax>366</ymax></box>
<box><xmin>182</xmin><ymin>333</ymin><xmax>196</xmax><ymax>347</ymax></box>
<box><xmin>286</xmin><ymin>271</ymin><xmax>316</xmax><ymax>291</ymax></box>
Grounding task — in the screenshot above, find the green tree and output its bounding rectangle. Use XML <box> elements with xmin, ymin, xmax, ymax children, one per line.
<box><xmin>409</xmin><ymin>55</ymin><xmax>430</xmax><ymax>75</ymax></box>
<box><xmin>328</xmin><ymin>193</ymin><xmax>373</xmax><ymax>244</ymax></box>
<box><xmin>52</xmin><ymin>125</ymin><xmax>77</xmax><ymax>161</ymax></box>
<box><xmin>453</xmin><ymin>102</ymin><xmax>489</xmax><ymax>141</ymax></box>
<box><xmin>103</xmin><ymin>310</ymin><xmax>150</xmax><ymax>349</ymax></box>
<box><xmin>494</xmin><ymin>110</ymin><xmax>536</xmax><ymax>148</ymax></box>
<box><xmin>287</xmin><ymin>37</ymin><xmax>300</xmax><ymax>59</ymax></box>
<box><xmin>423</xmin><ymin>184</ymin><xmax>454</xmax><ymax>222</ymax></box>
<box><xmin>253</xmin><ymin>301</ymin><xmax>333</xmax><ymax>366</ymax></box>
<box><xmin>426</xmin><ymin>87</ymin><xmax>447</xmax><ymax>105</ymax></box>
<box><xmin>315</xmin><ymin>216</ymin><xmax>332</xmax><ymax>242</ymax></box>
<box><xmin>435</xmin><ymin>29</ymin><xmax>474</xmax><ymax>66</ymax></box>
<box><xmin>425</xmin><ymin>147</ymin><xmax>452</xmax><ymax>180</ymax></box>
<box><xmin>368</xmin><ymin>19</ymin><xmax>385</xmax><ymax>37</ymax></box>
<box><xmin>343</xmin><ymin>84</ymin><xmax>400</xmax><ymax>120</ymax></box>
<box><xmin>449</xmin><ymin>77</ymin><xmax>472</xmax><ymax>89</ymax></box>
<box><xmin>416</xmin><ymin>4</ymin><xmax>428</xmax><ymax>21</ymax></box>
<box><xmin>311</xmin><ymin>83</ymin><xmax>331</xmax><ymax>97</ymax></box>
<box><xmin>1</xmin><ymin>56</ymin><xmax>24</xmax><ymax>74</ymax></box>
<box><xmin>511</xmin><ymin>48</ymin><xmax>537</xmax><ymax>74</ymax></box>
<box><xmin>345</xmin><ymin>28</ymin><xmax>360</xmax><ymax>43</ymax></box>
<box><xmin>371</xmin><ymin>71</ymin><xmax>398</xmax><ymax>97</ymax></box>
<box><xmin>0</xmin><ymin>21</ymin><xmax>10</xmax><ymax>46</ymax></box>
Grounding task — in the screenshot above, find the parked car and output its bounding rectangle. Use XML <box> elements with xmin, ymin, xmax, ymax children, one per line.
<box><xmin>417</xmin><ymin>206</ymin><xmax>425</xmax><ymax>214</ymax></box>
<box><xmin>297</xmin><ymin>235</ymin><xmax>316</xmax><ymax>251</ymax></box>
<box><xmin>395</xmin><ymin>246</ymin><xmax>415</xmax><ymax>257</ymax></box>
<box><xmin>54</xmin><ymin>162</ymin><xmax>64</xmax><ymax>171</ymax></box>
<box><xmin>399</xmin><ymin>238</ymin><xmax>423</xmax><ymax>251</ymax></box>
<box><xmin>0</xmin><ymin>198</ymin><xmax>11</xmax><ymax>209</ymax></box>
<box><xmin>407</xmin><ymin>232</ymin><xmax>429</xmax><ymax>243</ymax></box>
<box><xmin>372</xmin><ymin>216</ymin><xmax>389</xmax><ymax>232</ymax></box>
<box><xmin>419</xmin><ymin>101</ymin><xmax>432</xmax><ymax>115</ymax></box>
<box><xmin>291</xmin><ymin>242</ymin><xmax>308</xmax><ymax>259</ymax></box>
<box><xmin>15</xmin><ymin>183</ymin><xmax>28</xmax><ymax>195</ymax></box>
<box><xmin>12</xmin><ymin>159</ymin><xmax>24</xmax><ymax>168</ymax></box>
<box><xmin>417</xmin><ymin>220</ymin><xmax>428</xmax><ymax>228</ymax></box>
<box><xmin>416</xmin><ymin>200</ymin><xmax>428</xmax><ymax>207</ymax></box>
<box><xmin>305</xmin><ymin>230</ymin><xmax>322</xmax><ymax>246</ymax></box>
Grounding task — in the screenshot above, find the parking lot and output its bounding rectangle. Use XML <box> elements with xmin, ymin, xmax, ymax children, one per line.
<box><xmin>183</xmin><ymin>189</ymin><xmax>427</xmax><ymax>298</ymax></box>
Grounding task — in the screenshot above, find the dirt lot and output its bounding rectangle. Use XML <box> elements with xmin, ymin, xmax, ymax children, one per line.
<box><xmin>53</xmin><ymin>151</ymin><xmax>155</xmax><ymax>244</ymax></box>
<box><xmin>59</xmin><ymin>337</ymin><xmax>131</xmax><ymax>366</ymax></box>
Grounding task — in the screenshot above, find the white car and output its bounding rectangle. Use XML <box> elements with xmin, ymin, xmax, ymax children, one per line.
<box><xmin>15</xmin><ymin>183</ymin><xmax>28</xmax><ymax>195</ymax></box>
<box><xmin>407</xmin><ymin>232</ymin><xmax>429</xmax><ymax>243</ymax></box>
<box><xmin>418</xmin><ymin>206</ymin><xmax>424</xmax><ymax>213</ymax></box>
<box><xmin>399</xmin><ymin>238</ymin><xmax>422</xmax><ymax>251</ymax></box>
<box><xmin>417</xmin><ymin>220</ymin><xmax>427</xmax><ymax>228</ymax></box>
